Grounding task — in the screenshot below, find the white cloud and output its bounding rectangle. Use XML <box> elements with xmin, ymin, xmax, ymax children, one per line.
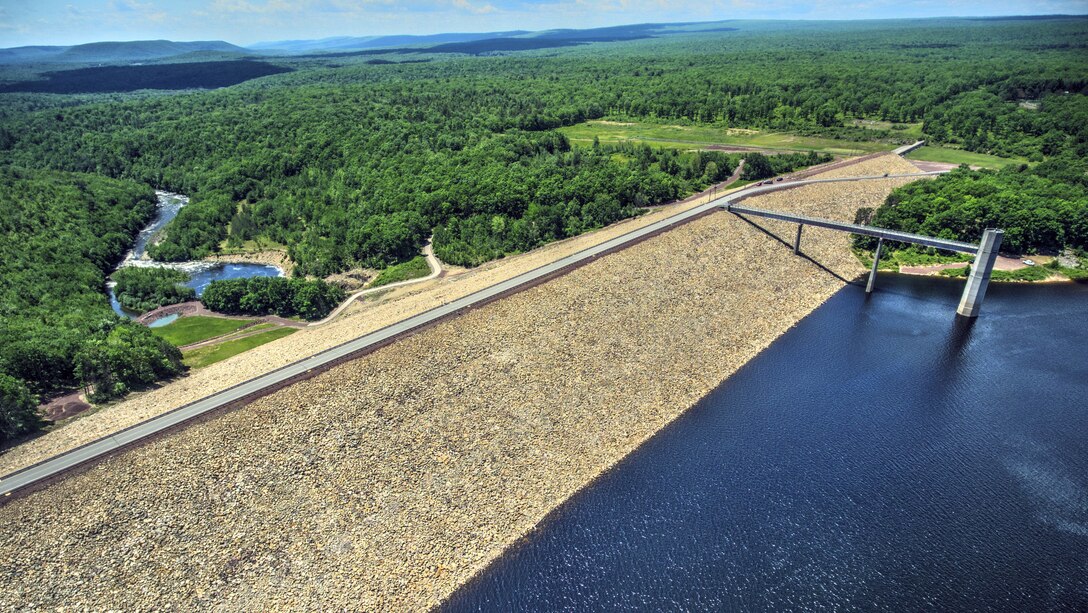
<box><xmin>210</xmin><ymin>0</ymin><xmax>295</xmax><ymax>14</ymax></box>
<box><xmin>452</xmin><ymin>0</ymin><xmax>497</xmax><ymax>14</ymax></box>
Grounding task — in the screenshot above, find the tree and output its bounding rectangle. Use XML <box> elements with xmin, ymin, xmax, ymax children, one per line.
<box><xmin>742</xmin><ymin>153</ymin><xmax>774</xmax><ymax>180</ymax></box>
<box><xmin>200</xmin><ymin>277</ymin><xmax>345</xmax><ymax>320</ymax></box>
<box><xmin>0</xmin><ymin>373</ymin><xmax>40</xmax><ymax>443</ymax></box>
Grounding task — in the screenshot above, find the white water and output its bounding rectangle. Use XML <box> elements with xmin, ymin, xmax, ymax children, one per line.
<box><xmin>109</xmin><ymin>191</ymin><xmax>284</xmax><ymax>317</ymax></box>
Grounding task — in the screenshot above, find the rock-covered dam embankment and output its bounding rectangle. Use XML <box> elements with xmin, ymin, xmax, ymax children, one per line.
<box><xmin>0</xmin><ymin>155</ymin><xmax>924</xmax><ymax>609</ymax></box>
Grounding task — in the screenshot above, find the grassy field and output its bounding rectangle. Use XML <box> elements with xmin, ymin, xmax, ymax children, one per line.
<box><xmin>182</xmin><ymin>327</ymin><xmax>298</xmax><ymax>368</ymax></box>
<box><xmin>905</xmin><ymin>146</ymin><xmax>1027</xmax><ymax>169</ymax></box>
<box><xmin>151</xmin><ymin>315</ymin><xmax>255</xmax><ymax>346</ymax></box>
<box><xmin>855</xmin><ymin>248</ymin><xmax>973</xmax><ymax>271</ymax></box>
<box><xmin>370</xmin><ymin>255</ymin><xmax>431</xmax><ymax>288</ymax></box>
<box><xmin>557</xmin><ymin>120</ymin><xmax>894</xmax><ymax>155</ymax></box>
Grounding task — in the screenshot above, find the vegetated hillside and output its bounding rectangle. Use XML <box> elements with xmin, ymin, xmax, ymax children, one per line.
<box><xmin>1</xmin><ymin>20</ymin><xmax>1086</xmax><ymax>272</ymax></box>
<box><xmin>859</xmin><ymin>155</ymin><xmax>1088</xmax><ymax>255</ymax></box>
<box><xmin>251</xmin><ymin>31</ymin><xmax>530</xmax><ymax>54</ymax></box>
<box><xmin>0</xmin><ymin>40</ymin><xmax>247</xmax><ymax>64</ymax></box>
<box><xmin>310</xmin><ymin>22</ymin><xmax>736</xmax><ymax>57</ymax></box>
<box><xmin>0</xmin><ymin>46</ymin><xmax>62</xmax><ymax>64</ymax></box>
<box><xmin>0</xmin><ymin>168</ymin><xmax>184</xmax><ymax>441</ymax></box>
<box><xmin>0</xmin><ymin>60</ymin><xmax>292</xmax><ymax>94</ymax></box>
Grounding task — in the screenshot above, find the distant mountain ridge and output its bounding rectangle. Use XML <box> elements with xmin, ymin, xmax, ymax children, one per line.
<box><xmin>0</xmin><ymin>40</ymin><xmax>246</xmax><ymax>64</ymax></box>
<box><xmin>0</xmin><ymin>22</ymin><xmax>736</xmax><ymax>65</ymax></box>
<box><xmin>249</xmin><ymin>31</ymin><xmax>530</xmax><ymax>53</ymax></box>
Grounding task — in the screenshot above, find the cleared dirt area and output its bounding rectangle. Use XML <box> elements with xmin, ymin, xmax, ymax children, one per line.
<box><xmin>0</xmin><ymin>156</ymin><xmax>926</xmax><ymax>609</ymax></box>
<box><xmin>910</xmin><ymin>160</ymin><xmax>961</xmax><ymax>173</ymax></box>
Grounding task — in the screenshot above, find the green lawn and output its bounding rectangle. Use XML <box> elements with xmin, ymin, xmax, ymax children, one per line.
<box><xmin>182</xmin><ymin>327</ymin><xmax>298</xmax><ymax>368</ymax></box>
<box><xmin>905</xmin><ymin>146</ymin><xmax>1027</xmax><ymax>169</ymax></box>
<box><xmin>150</xmin><ymin>315</ymin><xmax>255</xmax><ymax>346</ymax></box>
<box><xmin>856</xmin><ymin>248</ymin><xmax>973</xmax><ymax>271</ymax></box>
<box><xmin>940</xmin><ymin>265</ymin><xmax>1053</xmax><ymax>282</ymax></box>
<box><xmin>370</xmin><ymin>255</ymin><xmax>431</xmax><ymax>288</ymax></box>
<box><xmin>557</xmin><ymin>120</ymin><xmax>893</xmax><ymax>155</ymax></box>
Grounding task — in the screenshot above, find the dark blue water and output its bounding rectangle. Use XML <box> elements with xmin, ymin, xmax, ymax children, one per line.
<box><xmin>108</xmin><ymin>192</ymin><xmax>282</xmax><ymax>317</ymax></box>
<box><xmin>445</xmin><ymin>275</ymin><xmax>1088</xmax><ymax>612</ymax></box>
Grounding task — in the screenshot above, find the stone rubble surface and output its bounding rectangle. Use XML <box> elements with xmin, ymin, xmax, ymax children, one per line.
<box><xmin>0</xmin><ymin>156</ymin><xmax>926</xmax><ymax>610</ymax></box>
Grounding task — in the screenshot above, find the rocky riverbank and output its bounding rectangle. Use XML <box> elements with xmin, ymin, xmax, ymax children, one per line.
<box><xmin>202</xmin><ymin>249</ymin><xmax>295</xmax><ymax>277</ymax></box>
<box><xmin>0</xmin><ymin>155</ymin><xmax>925</xmax><ymax>609</ymax></box>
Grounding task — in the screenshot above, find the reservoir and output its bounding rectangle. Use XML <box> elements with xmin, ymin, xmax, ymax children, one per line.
<box><xmin>444</xmin><ymin>275</ymin><xmax>1088</xmax><ymax>611</ymax></box>
<box><xmin>109</xmin><ymin>191</ymin><xmax>282</xmax><ymax>317</ymax></box>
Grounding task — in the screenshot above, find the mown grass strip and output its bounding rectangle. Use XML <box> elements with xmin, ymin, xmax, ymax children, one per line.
<box><xmin>905</xmin><ymin>146</ymin><xmax>1027</xmax><ymax>169</ymax></box>
<box><xmin>151</xmin><ymin>315</ymin><xmax>255</xmax><ymax>346</ymax></box>
<box><xmin>181</xmin><ymin>327</ymin><xmax>297</xmax><ymax>368</ymax></box>
<box><xmin>370</xmin><ymin>256</ymin><xmax>431</xmax><ymax>288</ymax></box>
<box><xmin>558</xmin><ymin>120</ymin><xmax>891</xmax><ymax>155</ymax></box>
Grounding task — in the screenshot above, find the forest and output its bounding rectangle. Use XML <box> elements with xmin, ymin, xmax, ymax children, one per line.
<box><xmin>111</xmin><ymin>267</ymin><xmax>196</xmax><ymax>313</ymax></box>
<box><xmin>0</xmin><ymin>60</ymin><xmax>293</xmax><ymax>94</ymax></box>
<box><xmin>0</xmin><ymin>20</ymin><xmax>1083</xmax><ymax>272</ymax></box>
<box><xmin>0</xmin><ymin>167</ymin><xmax>184</xmax><ymax>442</ymax></box>
<box><xmin>1</xmin><ymin>19</ymin><xmax>1084</xmax><ymax>276</ymax></box>
<box><xmin>200</xmin><ymin>277</ymin><xmax>344</xmax><ymax>320</ymax></box>
<box><xmin>1</xmin><ymin>17</ymin><xmax>1086</xmax><ymax>441</ymax></box>
<box><xmin>859</xmin><ymin>156</ymin><xmax>1088</xmax><ymax>255</ymax></box>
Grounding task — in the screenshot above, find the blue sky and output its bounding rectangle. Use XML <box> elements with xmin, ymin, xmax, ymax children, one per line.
<box><xmin>2</xmin><ymin>0</ymin><xmax>1085</xmax><ymax>47</ymax></box>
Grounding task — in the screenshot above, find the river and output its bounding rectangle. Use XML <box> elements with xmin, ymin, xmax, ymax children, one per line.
<box><xmin>443</xmin><ymin>274</ymin><xmax>1088</xmax><ymax>611</ymax></box>
<box><xmin>108</xmin><ymin>191</ymin><xmax>283</xmax><ymax>317</ymax></box>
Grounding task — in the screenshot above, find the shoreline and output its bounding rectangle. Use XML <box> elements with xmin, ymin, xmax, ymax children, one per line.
<box><xmin>201</xmin><ymin>249</ymin><xmax>295</xmax><ymax>277</ymax></box>
<box><xmin>894</xmin><ymin>264</ymin><xmax>1082</xmax><ymax>284</ymax></box>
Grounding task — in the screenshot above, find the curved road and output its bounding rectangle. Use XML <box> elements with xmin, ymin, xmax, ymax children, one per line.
<box><xmin>308</xmin><ymin>239</ymin><xmax>444</xmax><ymax>327</ymax></box>
<box><xmin>0</xmin><ymin>165</ymin><xmax>943</xmax><ymax>498</ymax></box>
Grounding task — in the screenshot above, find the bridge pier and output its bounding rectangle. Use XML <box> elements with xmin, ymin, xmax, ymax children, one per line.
<box><xmin>866</xmin><ymin>238</ymin><xmax>884</xmax><ymax>294</ymax></box>
<box><xmin>957</xmin><ymin>229</ymin><xmax>1004</xmax><ymax>318</ymax></box>
<box><xmin>725</xmin><ymin>201</ymin><xmax>1001</xmax><ymax>318</ymax></box>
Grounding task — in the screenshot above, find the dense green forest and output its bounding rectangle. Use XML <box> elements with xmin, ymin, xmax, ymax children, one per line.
<box><xmin>0</xmin><ymin>168</ymin><xmax>184</xmax><ymax>440</ymax></box>
<box><xmin>111</xmin><ymin>267</ymin><xmax>196</xmax><ymax>313</ymax></box>
<box><xmin>432</xmin><ymin>144</ymin><xmax>741</xmax><ymax>266</ymax></box>
<box><xmin>1</xmin><ymin>17</ymin><xmax>1087</xmax><ymax>439</ymax></box>
<box><xmin>0</xmin><ymin>373</ymin><xmax>40</xmax><ymax>444</ymax></box>
<box><xmin>201</xmin><ymin>277</ymin><xmax>345</xmax><ymax>320</ymax></box>
<box><xmin>2</xmin><ymin>18</ymin><xmax>1084</xmax><ymax>276</ymax></box>
<box><xmin>742</xmin><ymin>152</ymin><xmax>833</xmax><ymax>180</ymax></box>
<box><xmin>0</xmin><ymin>60</ymin><xmax>292</xmax><ymax>94</ymax></box>
<box><xmin>858</xmin><ymin>156</ymin><xmax>1088</xmax><ymax>254</ymax></box>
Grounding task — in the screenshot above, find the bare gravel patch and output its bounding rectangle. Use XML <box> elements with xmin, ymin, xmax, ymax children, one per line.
<box><xmin>0</xmin><ymin>156</ymin><xmax>923</xmax><ymax>610</ymax></box>
<box><xmin>809</xmin><ymin>153</ymin><xmax>921</xmax><ymax>179</ymax></box>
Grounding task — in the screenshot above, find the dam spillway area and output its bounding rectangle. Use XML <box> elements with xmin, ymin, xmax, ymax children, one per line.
<box><xmin>0</xmin><ymin>156</ymin><xmax>988</xmax><ymax>609</ymax></box>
